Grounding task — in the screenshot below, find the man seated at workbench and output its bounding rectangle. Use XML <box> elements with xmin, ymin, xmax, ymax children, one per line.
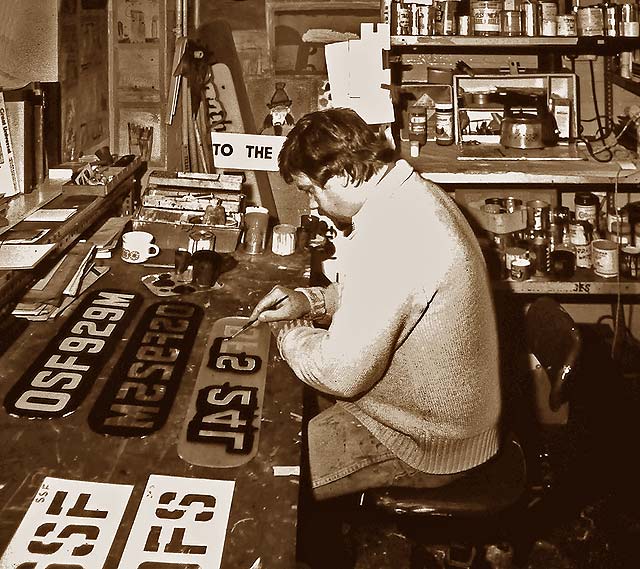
<box><xmin>250</xmin><ymin>108</ymin><xmax>502</xmax><ymax>500</ymax></box>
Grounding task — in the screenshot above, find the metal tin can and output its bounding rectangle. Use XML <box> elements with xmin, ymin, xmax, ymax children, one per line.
<box><xmin>393</xmin><ymin>3</ymin><xmax>413</xmax><ymax>35</ymax></box>
<box><xmin>556</xmin><ymin>14</ymin><xmax>577</xmax><ymax>36</ymax></box>
<box><xmin>472</xmin><ymin>0</ymin><xmax>502</xmax><ymax>35</ymax></box>
<box><xmin>510</xmin><ymin>258</ymin><xmax>531</xmax><ymax>281</ymax></box>
<box><xmin>416</xmin><ymin>5</ymin><xmax>436</xmax><ymax>35</ymax></box>
<box><xmin>608</xmin><ymin>221</ymin><xmax>632</xmax><ymax>246</ymax></box>
<box><xmin>501</xmin><ymin>10</ymin><xmax>523</xmax><ymax>36</ymax></box>
<box><xmin>504</xmin><ymin>197</ymin><xmax>523</xmax><ymax>214</ymax></box>
<box><xmin>521</xmin><ymin>0</ymin><xmax>539</xmax><ymax>36</ymax></box>
<box><xmin>188</xmin><ymin>228</ymin><xmax>216</xmax><ymax>253</ymax></box>
<box><xmin>592</xmin><ymin>239</ymin><xmax>619</xmax><ymax>278</ymax></box>
<box><xmin>621</xmin><ymin>1</ymin><xmax>640</xmax><ymax>36</ymax></box>
<box><xmin>505</xmin><ymin>246</ymin><xmax>528</xmax><ymax>270</ymax></box>
<box><xmin>530</xmin><ymin>236</ymin><xmax>550</xmax><ymax>274</ymax></box>
<box><xmin>620</xmin><ymin>245</ymin><xmax>640</xmax><ymax>278</ymax></box>
<box><xmin>604</xmin><ymin>5</ymin><xmax>620</xmax><ymax>36</ymax></box>
<box><xmin>541</xmin><ymin>18</ymin><xmax>558</xmax><ymax>35</ymax></box>
<box><xmin>434</xmin><ymin>0</ymin><xmax>458</xmax><ymax>35</ymax></box>
<box><xmin>526</xmin><ymin>199</ymin><xmax>550</xmax><ymax>231</ymax></box>
<box><xmin>539</xmin><ymin>1</ymin><xmax>558</xmax><ymax>35</ymax></box>
<box><xmin>577</xmin><ymin>6</ymin><xmax>605</xmax><ymax>36</ymax></box>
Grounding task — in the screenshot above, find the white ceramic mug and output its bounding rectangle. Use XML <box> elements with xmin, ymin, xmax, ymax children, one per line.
<box><xmin>121</xmin><ymin>231</ymin><xmax>160</xmax><ymax>263</ymax></box>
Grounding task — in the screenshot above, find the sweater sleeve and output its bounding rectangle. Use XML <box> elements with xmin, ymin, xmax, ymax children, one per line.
<box><xmin>278</xmin><ymin>227</ymin><xmax>446</xmax><ymax>398</ymax></box>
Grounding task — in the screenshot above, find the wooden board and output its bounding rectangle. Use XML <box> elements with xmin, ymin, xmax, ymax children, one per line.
<box><xmin>196</xmin><ymin>19</ymin><xmax>279</xmax><ymax>220</ymax></box>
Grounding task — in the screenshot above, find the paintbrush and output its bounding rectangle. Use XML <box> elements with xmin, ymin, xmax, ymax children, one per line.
<box><xmin>224</xmin><ymin>295</ymin><xmax>289</xmax><ymax>341</ymax></box>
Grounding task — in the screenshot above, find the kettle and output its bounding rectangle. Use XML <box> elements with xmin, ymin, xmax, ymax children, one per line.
<box><xmin>493</xmin><ymin>91</ymin><xmax>560</xmax><ymax>149</ymax></box>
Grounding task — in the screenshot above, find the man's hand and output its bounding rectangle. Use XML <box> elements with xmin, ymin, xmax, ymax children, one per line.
<box><xmin>249</xmin><ymin>285</ymin><xmax>311</xmax><ymax>323</ymax></box>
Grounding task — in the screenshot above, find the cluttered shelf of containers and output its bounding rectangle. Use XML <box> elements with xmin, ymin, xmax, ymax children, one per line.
<box><xmin>475</xmin><ymin>192</ymin><xmax>640</xmax><ymax>294</ymax></box>
<box><xmin>384</xmin><ymin>0</ymin><xmax>640</xmax><ymax>42</ymax></box>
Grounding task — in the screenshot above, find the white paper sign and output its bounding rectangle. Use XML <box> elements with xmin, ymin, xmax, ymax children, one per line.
<box><xmin>0</xmin><ymin>477</ymin><xmax>133</xmax><ymax>569</ymax></box>
<box><xmin>325</xmin><ymin>23</ymin><xmax>394</xmax><ymax>125</ymax></box>
<box><xmin>117</xmin><ymin>474</ymin><xmax>235</xmax><ymax>569</ymax></box>
<box><xmin>211</xmin><ymin>132</ymin><xmax>286</xmax><ymax>171</ymax></box>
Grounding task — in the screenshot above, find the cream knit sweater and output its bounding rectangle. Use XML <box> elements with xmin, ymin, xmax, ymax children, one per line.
<box><xmin>279</xmin><ymin>160</ymin><xmax>501</xmax><ymax>474</ymax></box>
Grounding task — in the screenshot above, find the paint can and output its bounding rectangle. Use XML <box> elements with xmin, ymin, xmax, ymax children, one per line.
<box><xmin>505</xmin><ymin>246</ymin><xmax>528</xmax><ymax>270</ymax></box>
<box><xmin>591</xmin><ymin>239</ymin><xmax>619</xmax><ymax>278</ymax></box>
<box><xmin>416</xmin><ymin>5</ymin><xmax>436</xmax><ymax>35</ymax></box>
<box><xmin>577</xmin><ymin>6</ymin><xmax>604</xmax><ymax>36</ymax></box>
<box><xmin>556</xmin><ymin>14</ymin><xmax>577</xmax><ymax>36</ymax></box>
<box><xmin>530</xmin><ymin>236</ymin><xmax>550</xmax><ymax>275</ymax></box>
<box><xmin>472</xmin><ymin>1</ymin><xmax>502</xmax><ymax>36</ymax></box>
<box><xmin>510</xmin><ymin>258</ymin><xmax>531</xmax><ymax>281</ymax></box>
<box><xmin>620</xmin><ymin>246</ymin><xmax>640</xmax><ymax>278</ymax></box>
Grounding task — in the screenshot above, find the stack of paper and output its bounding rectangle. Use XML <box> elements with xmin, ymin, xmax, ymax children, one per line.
<box><xmin>12</xmin><ymin>243</ymin><xmax>109</xmax><ymax>321</ymax></box>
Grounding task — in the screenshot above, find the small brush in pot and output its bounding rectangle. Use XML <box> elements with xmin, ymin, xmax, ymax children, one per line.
<box><xmin>223</xmin><ymin>295</ymin><xmax>289</xmax><ymax>341</ymax></box>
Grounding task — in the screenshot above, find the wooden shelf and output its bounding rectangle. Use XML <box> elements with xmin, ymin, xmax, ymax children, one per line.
<box><xmin>495</xmin><ymin>272</ymin><xmax>640</xmax><ymax>295</ymax></box>
<box><xmin>391</xmin><ymin>36</ymin><xmax>640</xmax><ymax>53</ymax></box>
<box><xmin>404</xmin><ymin>142</ymin><xmax>640</xmax><ymax>187</ymax></box>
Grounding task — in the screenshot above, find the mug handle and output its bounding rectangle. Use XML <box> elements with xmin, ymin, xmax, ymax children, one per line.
<box><xmin>148</xmin><ymin>244</ymin><xmax>160</xmax><ymax>258</ymax></box>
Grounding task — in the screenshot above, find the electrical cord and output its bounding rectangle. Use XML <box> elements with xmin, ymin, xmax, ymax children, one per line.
<box><xmin>576</xmin><ymin>59</ymin><xmax>618</xmax><ymax>162</ymax></box>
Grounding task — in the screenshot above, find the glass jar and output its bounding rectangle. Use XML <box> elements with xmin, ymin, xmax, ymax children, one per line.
<box><xmin>472</xmin><ymin>0</ymin><xmax>503</xmax><ymax>36</ymax></box>
<box><xmin>574</xmin><ymin>191</ymin><xmax>599</xmax><ymax>234</ymax></box>
<box><xmin>408</xmin><ymin>103</ymin><xmax>427</xmax><ymax>157</ymax></box>
<box><xmin>435</xmin><ymin>102</ymin><xmax>454</xmax><ymax>146</ymax></box>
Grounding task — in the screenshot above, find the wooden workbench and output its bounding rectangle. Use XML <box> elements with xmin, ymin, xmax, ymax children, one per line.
<box><xmin>0</xmin><ymin>238</ymin><xmax>309</xmax><ymax>568</ymax></box>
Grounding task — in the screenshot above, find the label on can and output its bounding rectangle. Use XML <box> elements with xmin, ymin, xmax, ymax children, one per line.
<box><xmin>577</xmin><ymin>6</ymin><xmax>604</xmax><ymax>37</ymax></box>
<box><xmin>556</xmin><ymin>14</ymin><xmax>576</xmax><ymax>36</ymax></box>
<box><xmin>574</xmin><ymin>243</ymin><xmax>592</xmax><ymax>268</ymax></box>
<box><xmin>472</xmin><ymin>1</ymin><xmax>501</xmax><ymax>35</ymax></box>
<box><xmin>541</xmin><ymin>19</ymin><xmax>558</xmax><ymax>36</ymax></box>
<box><xmin>539</xmin><ymin>1</ymin><xmax>558</xmax><ymax>21</ymax></box>
<box><xmin>592</xmin><ymin>239</ymin><xmax>619</xmax><ymax>278</ymax></box>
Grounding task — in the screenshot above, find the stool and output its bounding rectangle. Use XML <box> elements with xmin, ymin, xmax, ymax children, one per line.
<box><xmin>356</xmin><ymin>433</ymin><xmax>527</xmax><ymax>568</ymax></box>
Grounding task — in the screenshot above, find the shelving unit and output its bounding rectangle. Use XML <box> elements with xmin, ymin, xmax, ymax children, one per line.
<box><xmin>108</xmin><ymin>0</ymin><xmax>175</xmax><ymax>167</ymax></box>
<box><xmin>387</xmin><ymin>28</ymin><xmax>640</xmax><ymax>296</ymax></box>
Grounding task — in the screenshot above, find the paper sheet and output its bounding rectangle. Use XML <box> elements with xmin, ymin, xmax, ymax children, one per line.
<box><xmin>24</xmin><ymin>208</ymin><xmax>77</xmax><ymax>222</ymax></box>
<box><xmin>0</xmin><ymin>244</ymin><xmax>56</xmax><ymax>269</ymax></box>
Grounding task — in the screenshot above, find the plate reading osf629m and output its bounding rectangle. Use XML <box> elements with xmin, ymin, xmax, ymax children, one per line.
<box><xmin>178</xmin><ymin>316</ymin><xmax>271</xmax><ymax>468</ymax></box>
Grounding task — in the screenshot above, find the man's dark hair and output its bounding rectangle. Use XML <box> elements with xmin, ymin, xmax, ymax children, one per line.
<box><xmin>278</xmin><ymin>108</ymin><xmax>396</xmax><ymax>188</ymax></box>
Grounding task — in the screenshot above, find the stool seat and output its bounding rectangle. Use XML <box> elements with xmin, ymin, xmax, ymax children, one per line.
<box><xmin>362</xmin><ymin>435</ymin><xmax>526</xmax><ymax>518</ymax></box>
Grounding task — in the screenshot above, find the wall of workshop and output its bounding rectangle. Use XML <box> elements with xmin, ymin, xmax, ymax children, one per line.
<box><xmin>0</xmin><ymin>0</ymin><xmax>58</xmax><ymax>87</ymax></box>
<box><xmin>0</xmin><ymin>0</ymin><xmax>110</xmax><ymax>163</ymax></box>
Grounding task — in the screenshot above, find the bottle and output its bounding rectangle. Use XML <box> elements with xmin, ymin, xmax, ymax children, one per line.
<box><xmin>574</xmin><ymin>191</ymin><xmax>599</xmax><ymax>236</ymax></box>
<box><xmin>408</xmin><ymin>103</ymin><xmax>427</xmax><ymax>157</ymax></box>
<box><xmin>569</xmin><ymin>220</ymin><xmax>593</xmax><ymax>269</ymax></box>
<box><xmin>435</xmin><ymin>102</ymin><xmax>454</xmax><ymax>146</ymax></box>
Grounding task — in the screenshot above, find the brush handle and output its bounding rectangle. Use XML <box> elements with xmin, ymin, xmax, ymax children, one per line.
<box><xmin>228</xmin><ymin>295</ymin><xmax>289</xmax><ymax>340</ymax></box>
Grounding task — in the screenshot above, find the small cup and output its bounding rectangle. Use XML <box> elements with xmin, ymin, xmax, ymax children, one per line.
<box><xmin>271</xmin><ymin>224</ymin><xmax>297</xmax><ymax>256</ymax></box>
<box><xmin>121</xmin><ymin>231</ymin><xmax>160</xmax><ymax>264</ymax></box>
<box><xmin>243</xmin><ymin>206</ymin><xmax>270</xmax><ymax>254</ymax></box>
<box><xmin>191</xmin><ymin>250</ymin><xmax>222</xmax><ymax>287</ymax></box>
<box><xmin>510</xmin><ymin>258</ymin><xmax>531</xmax><ymax>281</ymax></box>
